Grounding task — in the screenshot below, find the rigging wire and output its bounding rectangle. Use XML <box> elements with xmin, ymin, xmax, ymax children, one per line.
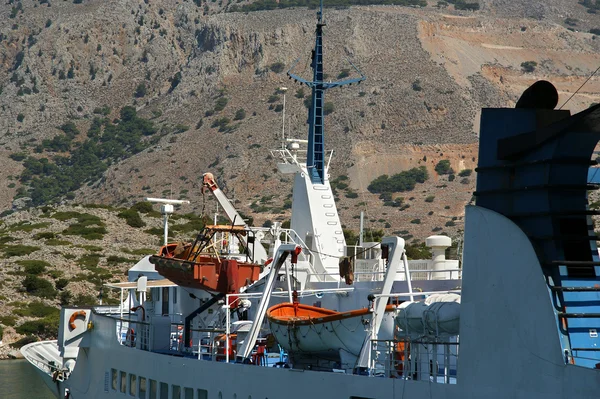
<box><xmin>558</xmin><ymin>63</ymin><xmax>600</xmax><ymax>110</ymax></box>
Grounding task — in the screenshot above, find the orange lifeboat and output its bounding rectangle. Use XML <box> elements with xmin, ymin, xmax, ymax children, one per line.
<box><xmin>149</xmin><ymin>225</ymin><xmax>261</xmax><ymax>293</ymax></box>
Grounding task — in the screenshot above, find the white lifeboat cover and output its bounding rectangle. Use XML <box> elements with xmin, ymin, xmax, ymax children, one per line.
<box><xmin>424</xmin><ymin>293</ymin><xmax>461</xmax><ymax>304</ymax></box>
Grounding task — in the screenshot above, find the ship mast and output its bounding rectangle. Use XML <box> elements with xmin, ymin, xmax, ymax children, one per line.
<box><xmin>287</xmin><ymin>0</ymin><xmax>365</xmax><ymax>184</ymax></box>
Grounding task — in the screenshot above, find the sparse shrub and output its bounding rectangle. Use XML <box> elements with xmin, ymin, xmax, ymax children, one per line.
<box><xmin>13</xmin><ymin>301</ymin><xmax>58</xmax><ymax>318</ymax></box>
<box><xmin>59</xmin><ymin>290</ymin><xmax>72</xmax><ymax>305</ymax></box>
<box><xmin>269</xmin><ymin>62</ymin><xmax>285</xmax><ymax>73</ymax></box>
<box><xmin>214</xmin><ymin>97</ymin><xmax>228</xmax><ymax>112</ymax></box>
<box><xmin>564</xmin><ymin>17</ymin><xmax>578</xmax><ymax>26</ymax></box>
<box><xmin>425</xmin><ymin>195</ymin><xmax>435</xmax><ymax>203</ymax></box>
<box><xmin>337</xmin><ymin>69</ymin><xmax>350</xmax><ymax>79</ymax></box>
<box><xmin>234</xmin><ymin>109</ymin><xmax>246</xmax><ymax>120</ymax></box>
<box><xmin>17</xmin><ymin>260</ymin><xmax>50</xmax><ymax>275</ymax></box>
<box><xmin>72</xmin><ymin>293</ymin><xmax>98</xmax><ymax>306</ymax></box>
<box><xmin>55</xmin><ymin>278</ymin><xmax>69</xmax><ymax>290</ymax></box>
<box><xmin>410</xmin><ymin>219</ymin><xmax>421</xmax><ymax>224</ymax></box>
<box><xmin>17</xmin><ymin>114</ymin><xmax>24</xmax><ymax>122</ymax></box>
<box><xmin>324</xmin><ymin>102</ymin><xmax>335</xmax><ymax>115</ymax></box>
<box><xmin>295</xmin><ymin>88</ymin><xmax>305</xmax><ymax>98</ymax></box>
<box><xmin>521</xmin><ymin>61</ymin><xmax>537</xmax><ymax>73</ymax></box>
<box><xmin>412</xmin><ymin>80</ymin><xmax>422</xmax><ymax>91</ymax></box>
<box><xmin>445</xmin><ymin>220</ymin><xmax>456</xmax><ymax>227</ymax></box>
<box><xmin>134</xmin><ymin>83</ymin><xmax>147</xmax><ymax>98</ymax></box>
<box><xmin>22</xmin><ymin>275</ymin><xmax>57</xmax><ymax>299</ymax></box>
<box><xmin>458</xmin><ymin>169</ymin><xmax>472</xmax><ymax>177</ymax></box>
<box><xmin>131</xmin><ymin>202</ymin><xmax>154</xmax><ymax>214</ymax></box>
<box><xmin>3</xmin><ymin>245</ymin><xmax>40</xmax><ymax>257</ymax></box>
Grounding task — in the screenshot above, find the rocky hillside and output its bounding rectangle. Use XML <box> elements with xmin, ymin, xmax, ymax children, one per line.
<box><xmin>0</xmin><ymin>0</ymin><xmax>599</xmax><ymax>351</ymax></box>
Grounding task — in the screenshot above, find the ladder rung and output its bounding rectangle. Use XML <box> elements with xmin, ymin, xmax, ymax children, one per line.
<box><xmin>548</xmin><ymin>260</ymin><xmax>600</xmax><ymax>266</ymax></box>
<box><xmin>557</xmin><ymin>312</ymin><xmax>600</xmax><ymax>318</ymax></box>
<box><xmin>550</xmin><ymin>286</ymin><xmax>600</xmax><ymax>292</ymax></box>
<box><xmin>532</xmin><ymin>235</ymin><xmax>600</xmax><ymax>241</ymax></box>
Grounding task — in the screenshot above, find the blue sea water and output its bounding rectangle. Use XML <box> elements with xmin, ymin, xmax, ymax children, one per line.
<box><xmin>0</xmin><ymin>359</ymin><xmax>54</xmax><ymax>399</ymax></box>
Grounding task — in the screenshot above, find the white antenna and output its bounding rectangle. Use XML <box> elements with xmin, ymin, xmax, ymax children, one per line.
<box><xmin>144</xmin><ymin>198</ymin><xmax>191</xmax><ymax>245</ymax></box>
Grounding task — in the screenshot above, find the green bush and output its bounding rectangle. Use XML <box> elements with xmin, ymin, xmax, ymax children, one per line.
<box><xmin>0</xmin><ymin>315</ymin><xmax>17</xmax><ymax>326</ymax></box>
<box><xmin>22</xmin><ymin>275</ymin><xmax>57</xmax><ymax>299</ymax></box>
<box><xmin>134</xmin><ymin>83</ymin><xmax>147</xmax><ymax>98</ymax></box>
<box><xmin>234</xmin><ymin>109</ymin><xmax>246</xmax><ymax>121</ymax></box>
<box><xmin>17</xmin><ymin>260</ymin><xmax>50</xmax><ymax>275</ymax></box>
<box><xmin>131</xmin><ymin>202</ymin><xmax>154</xmax><ymax>214</ymax></box>
<box><xmin>55</xmin><ymin>278</ymin><xmax>69</xmax><ymax>290</ymax></box>
<box><xmin>107</xmin><ymin>255</ymin><xmax>133</xmax><ymax>265</ymax></box>
<box><xmin>458</xmin><ymin>169</ymin><xmax>472</xmax><ymax>177</ymax></box>
<box><xmin>16</xmin><ymin>317</ymin><xmax>58</xmax><ymax>339</ymax></box>
<box><xmin>521</xmin><ymin>61</ymin><xmax>537</xmax><ymax>73</ymax></box>
<box><xmin>78</xmin><ymin>254</ymin><xmax>101</xmax><ymax>269</ymax></box>
<box><xmin>435</xmin><ymin>160</ymin><xmax>454</xmax><ymax>175</ymax></box>
<box><xmin>118</xmin><ymin>209</ymin><xmax>146</xmax><ymax>228</ymax></box>
<box><xmin>34</xmin><ymin>232</ymin><xmax>56</xmax><ymax>240</ymax></box>
<box><xmin>2</xmin><ymin>245</ymin><xmax>40</xmax><ymax>257</ymax></box>
<box><xmin>73</xmin><ymin>293</ymin><xmax>98</xmax><ymax>306</ymax></box>
<box><xmin>214</xmin><ymin>97</ymin><xmax>228</xmax><ymax>112</ymax></box>
<box><xmin>63</xmin><ymin>224</ymin><xmax>107</xmax><ymax>240</ymax></box>
<box><xmin>13</xmin><ymin>301</ymin><xmax>58</xmax><ymax>318</ymax></box>
<box><xmin>368</xmin><ymin>167</ymin><xmax>429</xmax><ymax>193</ymax></box>
<box><xmin>405</xmin><ymin>242</ymin><xmax>432</xmax><ymax>260</ymax></box>
<box><xmin>425</xmin><ymin>195</ymin><xmax>435</xmax><ymax>203</ymax></box>
<box><xmin>324</xmin><ymin>102</ymin><xmax>335</xmax><ymax>115</ymax></box>
<box><xmin>59</xmin><ymin>290</ymin><xmax>72</xmax><ymax>306</ymax></box>
<box><xmin>269</xmin><ymin>62</ymin><xmax>285</xmax><ymax>73</ymax></box>
<box><xmin>8</xmin><ymin>222</ymin><xmax>51</xmax><ymax>232</ymax></box>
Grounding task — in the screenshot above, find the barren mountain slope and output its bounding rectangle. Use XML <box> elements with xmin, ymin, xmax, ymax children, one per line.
<box><xmin>0</xmin><ymin>1</ymin><xmax>599</xmax><ymax>235</ymax></box>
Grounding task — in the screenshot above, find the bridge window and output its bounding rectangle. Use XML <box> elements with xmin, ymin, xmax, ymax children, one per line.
<box><xmin>139</xmin><ymin>377</ymin><xmax>147</xmax><ymax>399</ymax></box>
<box><xmin>129</xmin><ymin>374</ymin><xmax>137</xmax><ymax>396</ymax></box>
<box><xmin>120</xmin><ymin>371</ymin><xmax>126</xmax><ymax>393</ymax></box>
<box><xmin>149</xmin><ymin>380</ymin><xmax>157</xmax><ymax>399</ymax></box>
<box><xmin>111</xmin><ymin>369</ymin><xmax>117</xmax><ymax>390</ymax></box>
<box><xmin>159</xmin><ymin>382</ymin><xmax>168</xmax><ymax>399</ymax></box>
<box><xmin>172</xmin><ymin>384</ymin><xmax>181</xmax><ymax>399</ymax></box>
